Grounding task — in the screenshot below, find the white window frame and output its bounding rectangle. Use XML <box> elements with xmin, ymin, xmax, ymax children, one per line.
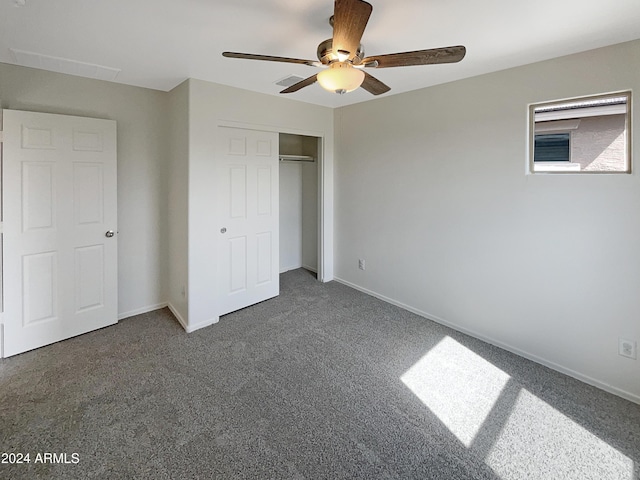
<box><xmin>528</xmin><ymin>91</ymin><xmax>632</xmax><ymax>174</ymax></box>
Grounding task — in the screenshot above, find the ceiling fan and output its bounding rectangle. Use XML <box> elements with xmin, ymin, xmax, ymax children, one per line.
<box><xmin>222</xmin><ymin>0</ymin><xmax>466</xmax><ymax>96</ymax></box>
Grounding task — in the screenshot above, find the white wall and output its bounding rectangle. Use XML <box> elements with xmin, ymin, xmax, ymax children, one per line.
<box><xmin>187</xmin><ymin>79</ymin><xmax>334</xmax><ymax>329</ymax></box>
<box><xmin>166</xmin><ymin>80</ymin><xmax>189</xmax><ymax>325</ymax></box>
<box><xmin>279</xmin><ymin>158</ymin><xmax>319</xmax><ymax>273</ymax></box>
<box><xmin>334</xmin><ymin>39</ymin><xmax>640</xmax><ymax>402</ymax></box>
<box><xmin>280</xmin><ymin>162</ymin><xmax>303</xmax><ymax>272</ymax></box>
<box><xmin>302</xmin><ymin>159</ymin><xmax>318</xmax><ymax>272</ymax></box>
<box><xmin>280</xmin><ymin>133</ymin><xmax>319</xmax><ymax>273</ymax></box>
<box><xmin>0</xmin><ymin>63</ymin><xmax>169</xmax><ymax>319</ymax></box>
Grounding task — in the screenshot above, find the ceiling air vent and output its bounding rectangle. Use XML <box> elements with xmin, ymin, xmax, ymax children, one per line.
<box><xmin>275</xmin><ymin>75</ymin><xmax>304</xmax><ymax>87</ymax></box>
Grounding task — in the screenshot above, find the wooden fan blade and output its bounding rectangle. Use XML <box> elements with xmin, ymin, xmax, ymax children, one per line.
<box><xmin>361</xmin><ymin>72</ymin><xmax>390</xmax><ymax>95</ymax></box>
<box><xmin>222</xmin><ymin>52</ymin><xmax>321</xmax><ymax>67</ymax></box>
<box><xmin>280</xmin><ymin>74</ymin><xmax>318</xmax><ymax>94</ymax></box>
<box><xmin>362</xmin><ymin>46</ymin><xmax>466</xmax><ymax>68</ymax></box>
<box><xmin>332</xmin><ymin>0</ymin><xmax>373</xmax><ymax>61</ymax></box>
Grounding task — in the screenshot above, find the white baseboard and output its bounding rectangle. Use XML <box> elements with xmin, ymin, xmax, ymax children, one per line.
<box><xmin>333</xmin><ymin>276</ymin><xmax>640</xmax><ymax>405</ymax></box>
<box><xmin>167</xmin><ymin>303</ymin><xmax>219</xmax><ymax>333</ymax></box>
<box><xmin>280</xmin><ymin>265</ymin><xmax>317</xmax><ymax>274</ymax></box>
<box><xmin>280</xmin><ymin>264</ymin><xmax>302</xmax><ymax>274</ymax></box>
<box><xmin>185</xmin><ymin>316</ymin><xmax>219</xmax><ymax>333</ymax></box>
<box><xmin>118</xmin><ymin>302</ymin><xmax>168</xmax><ymax>321</ymax></box>
<box><xmin>167</xmin><ymin>303</ymin><xmax>188</xmax><ymax>331</ymax></box>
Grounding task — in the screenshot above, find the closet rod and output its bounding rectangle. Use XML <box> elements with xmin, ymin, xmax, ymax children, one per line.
<box><xmin>279</xmin><ymin>154</ymin><xmax>315</xmax><ymax>163</ymax></box>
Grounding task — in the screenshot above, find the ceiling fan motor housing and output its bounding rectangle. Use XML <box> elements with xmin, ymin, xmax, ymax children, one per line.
<box><xmin>317</xmin><ymin>38</ymin><xmax>364</xmax><ymax>65</ymax></box>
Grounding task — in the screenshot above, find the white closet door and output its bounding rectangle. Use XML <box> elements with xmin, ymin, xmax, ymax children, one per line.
<box><xmin>216</xmin><ymin>127</ymin><xmax>279</xmax><ymax>316</ymax></box>
<box><xmin>2</xmin><ymin>110</ymin><xmax>118</xmax><ymax>357</ymax></box>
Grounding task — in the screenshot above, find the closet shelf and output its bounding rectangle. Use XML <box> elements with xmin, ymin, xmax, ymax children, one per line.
<box><xmin>279</xmin><ymin>154</ymin><xmax>315</xmax><ymax>162</ymax></box>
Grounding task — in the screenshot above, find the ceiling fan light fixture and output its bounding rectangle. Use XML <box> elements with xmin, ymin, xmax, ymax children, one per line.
<box><xmin>317</xmin><ymin>62</ymin><xmax>364</xmax><ymax>94</ymax></box>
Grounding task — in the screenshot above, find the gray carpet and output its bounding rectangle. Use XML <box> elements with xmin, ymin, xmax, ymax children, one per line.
<box><xmin>1</xmin><ymin>268</ymin><xmax>638</xmax><ymax>479</ymax></box>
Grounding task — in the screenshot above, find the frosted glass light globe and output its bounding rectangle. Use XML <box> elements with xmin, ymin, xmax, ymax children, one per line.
<box><xmin>317</xmin><ymin>63</ymin><xmax>365</xmax><ymax>94</ymax></box>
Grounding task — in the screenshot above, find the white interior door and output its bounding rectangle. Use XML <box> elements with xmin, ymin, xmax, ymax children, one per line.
<box><xmin>216</xmin><ymin>126</ymin><xmax>279</xmax><ymax>316</ymax></box>
<box><xmin>2</xmin><ymin>109</ymin><xmax>117</xmax><ymax>357</ymax></box>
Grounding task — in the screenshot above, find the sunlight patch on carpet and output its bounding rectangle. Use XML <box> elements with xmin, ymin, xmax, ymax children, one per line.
<box><xmin>485</xmin><ymin>389</ymin><xmax>633</xmax><ymax>479</ymax></box>
<box><xmin>400</xmin><ymin>336</ymin><xmax>510</xmax><ymax>447</ymax></box>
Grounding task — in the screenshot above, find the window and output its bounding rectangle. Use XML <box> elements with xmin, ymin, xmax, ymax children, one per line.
<box><xmin>529</xmin><ymin>92</ymin><xmax>631</xmax><ymax>173</ymax></box>
<box><xmin>534</xmin><ymin>133</ymin><xmax>570</xmax><ymax>162</ymax></box>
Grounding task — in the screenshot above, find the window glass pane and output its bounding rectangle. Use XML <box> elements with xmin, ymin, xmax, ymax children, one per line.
<box><xmin>534</xmin><ymin>134</ymin><xmax>570</xmax><ymax>162</ymax></box>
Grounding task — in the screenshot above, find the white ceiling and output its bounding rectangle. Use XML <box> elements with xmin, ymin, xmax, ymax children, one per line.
<box><xmin>1</xmin><ymin>0</ymin><xmax>640</xmax><ymax>108</ymax></box>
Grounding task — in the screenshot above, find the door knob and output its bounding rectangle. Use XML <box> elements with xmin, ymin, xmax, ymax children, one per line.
<box><xmin>220</xmin><ymin>227</ymin><xmax>227</xmax><ymax>234</ymax></box>
<box><xmin>105</xmin><ymin>230</ymin><xmax>115</xmax><ymax>238</ymax></box>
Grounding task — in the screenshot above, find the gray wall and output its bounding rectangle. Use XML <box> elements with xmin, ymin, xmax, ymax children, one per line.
<box><xmin>0</xmin><ymin>62</ymin><xmax>169</xmax><ymax>318</ymax></box>
<box><xmin>334</xmin><ymin>39</ymin><xmax>640</xmax><ymax>401</ymax></box>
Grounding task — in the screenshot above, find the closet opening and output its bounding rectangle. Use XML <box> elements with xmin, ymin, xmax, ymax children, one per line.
<box><xmin>278</xmin><ymin>133</ymin><xmax>320</xmax><ymax>279</ymax></box>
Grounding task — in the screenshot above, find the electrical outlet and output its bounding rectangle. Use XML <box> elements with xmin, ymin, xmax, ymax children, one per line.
<box><xmin>358</xmin><ymin>259</ymin><xmax>365</xmax><ymax>271</ymax></box>
<box><xmin>618</xmin><ymin>338</ymin><xmax>637</xmax><ymax>359</ymax></box>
